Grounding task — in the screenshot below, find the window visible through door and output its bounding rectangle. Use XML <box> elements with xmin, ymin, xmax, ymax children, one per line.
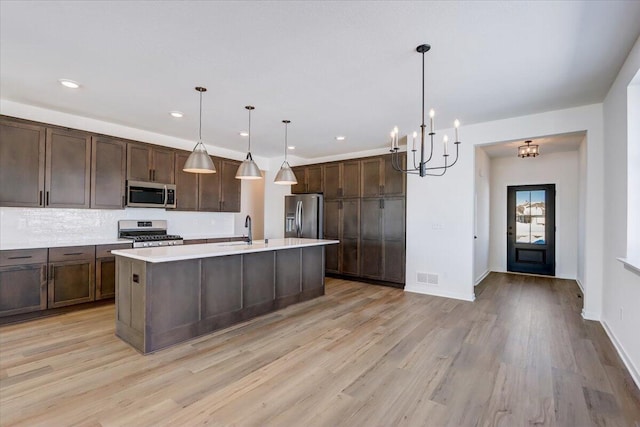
<box><xmin>507</xmin><ymin>184</ymin><xmax>556</xmax><ymax>276</ymax></box>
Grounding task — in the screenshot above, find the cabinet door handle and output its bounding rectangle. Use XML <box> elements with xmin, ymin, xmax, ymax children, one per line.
<box><xmin>122</xmin><ymin>195</ymin><xmax>126</xmax><ymax>208</ymax></box>
<box><xmin>8</xmin><ymin>255</ymin><xmax>32</xmax><ymax>260</ymax></box>
<box><xmin>380</xmin><ymin>199</ymin><xmax>385</xmax><ymax>209</ymax></box>
<box><xmin>149</xmin><ymin>169</ymin><xmax>153</xmax><ymax>181</ymax></box>
<box><xmin>46</xmin><ymin>191</ymin><xmax>50</xmax><ymax>206</ymax></box>
<box><xmin>63</xmin><ymin>252</ymin><xmax>84</xmax><ymax>256</ymax></box>
<box><xmin>49</xmin><ymin>265</ymin><xmax>54</xmax><ymax>279</ymax></box>
<box><xmin>39</xmin><ymin>190</ymin><xmax>43</xmax><ymax>206</ymax></box>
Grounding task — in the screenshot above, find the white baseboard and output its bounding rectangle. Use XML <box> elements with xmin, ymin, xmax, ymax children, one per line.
<box><xmin>404</xmin><ymin>284</ymin><xmax>475</xmax><ymax>302</ymax></box>
<box><xmin>474</xmin><ymin>270</ymin><xmax>490</xmax><ymax>286</ymax></box>
<box><xmin>581</xmin><ymin>310</ymin><xmax>600</xmax><ymax>321</ymax></box>
<box><xmin>601</xmin><ymin>320</ymin><xmax>640</xmax><ymax>390</ymax></box>
<box><xmin>575</xmin><ymin>278</ymin><xmax>584</xmax><ymax>293</ymax></box>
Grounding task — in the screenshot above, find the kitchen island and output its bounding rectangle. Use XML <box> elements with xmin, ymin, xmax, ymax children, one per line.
<box><xmin>111</xmin><ymin>238</ymin><xmax>338</xmax><ymax>354</ymax></box>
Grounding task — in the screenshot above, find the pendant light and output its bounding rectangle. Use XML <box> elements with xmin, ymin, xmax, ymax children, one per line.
<box><xmin>235</xmin><ymin>105</ymin><xmax>263</xmax><ymax>180</ymax></box>
<box><xmin>183</xmin><ymin>86</ymin><xmax>216</xmax><ymax>173</ymax></box>
<box><xmin>274</xmin><ymin>120</ymin><xmax>298</xmax><ymax>185</ymax></box>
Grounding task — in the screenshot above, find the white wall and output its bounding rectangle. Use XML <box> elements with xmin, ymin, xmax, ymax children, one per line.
<box><xmin>488</xmin><ymin>150</ymin><xmax>579</xmax><ymax>279</ymax></box>
<box><xmin>404</xmin><ymin>103</ymin><xmax>603</xmax><ymax>307</ymax></box>
<box><xmin>473</xmin><ymin>147</ymin><xmax>491</xmax><ymax>284</ymax></box>
<box><xmin>236</xmin><ymin>176</ymin><xmax>265</xmax><ymax>240</ymax></box>
<box><xmin>601</xmin><ymin>35</ymin><xmax>640</xmax><ymax>387</ymax></box>
<box><xmin>577</xmin><ymin>137</ymin><xmax>587</xmax><ymax>290</ymax></box>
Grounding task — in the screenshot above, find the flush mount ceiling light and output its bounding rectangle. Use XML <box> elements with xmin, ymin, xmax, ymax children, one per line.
<box><xmin>335</xmin><ymin>136</ymin><xmax>346</xmax><ymax>141</ymax></box>
<box><xmin>58</xmin><ymin>79</ymin><xmax>80</xmax><ymax>89</ymax></box>
<box><xmin>169</xmin><ymin>111</ymin><xmax>184</xmax><ymax>118</ymax></box>
<box><xmin>183</xmin><ymin>87</ymin><xmax>216</xmax><ymax>174</ymax></box>
<box><xmin>389</xmin><ymin>44</ymin><xmax>462</xmax><ymax>177</ymax></box>
<box><xmin>288</xmin><ymin>146</ymin><xmax>296</xmax><ymax>150</ymax></box>
<box><xmin>239</xmin><ymin>131</ymin><xmax>249</xmax><ymax>137</ymax></box>
<box><xmin>274</xmin><ymin>120</ymin><xmax>298</xmax><ymax>185</ymax></box>
<box><xmin>236</xmin><ymin>106</ymin><xmax>263</xmax><ymax>180</ymax></box>
<box><xmin>518</xmin><ymin>140</ymin><xmax>539</xmax><ymax>158</ymax></box>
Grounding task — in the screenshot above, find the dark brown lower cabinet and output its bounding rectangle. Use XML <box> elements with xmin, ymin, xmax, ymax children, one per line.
<box><xmin>324</xmin><ymin>199</ymin><xmax>360</xmax><ymax>276</ymax></box>
<box><xmin>48</xmin><ymin>246</ymin><xmax>95</xmax><ymax>308</ymax></box>
<box><xmin>359</xmin><ymin>197</ymin><xmax>405</xmax><ymax>284</ymax></box>
<box><xmin>96</xmin><ymin>243</ymin><xmax>132</xmax><ymax>300</ymax></box>
<box><xmin>0</xmin><ymin>249</ymin><xmax>48</xmax><ymax>317</ymax></box>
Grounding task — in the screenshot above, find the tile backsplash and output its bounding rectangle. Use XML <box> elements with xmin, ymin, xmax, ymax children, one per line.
<box><xmin>0</xmin><ymin>207</ymin><xmax>238</xmax><ymax>247</ymax></box>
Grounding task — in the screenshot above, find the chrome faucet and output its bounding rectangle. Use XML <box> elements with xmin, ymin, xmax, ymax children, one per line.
<box><xmin>245</xmin><ymin>215</ymin><xmax>252</xmax><ymax>244</ymax></box>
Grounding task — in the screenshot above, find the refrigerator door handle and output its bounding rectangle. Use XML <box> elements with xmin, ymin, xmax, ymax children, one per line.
<box><xmin>298</xmin><ymin>201</ymin><xmax>304</xmax><ymax>238</ymax></box>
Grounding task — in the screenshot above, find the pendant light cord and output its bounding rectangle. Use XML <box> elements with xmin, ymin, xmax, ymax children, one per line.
<box><xmin>199</xmin><ymin>90</ymin><xmax>203</xmax><ymax>142</ymax></box>
<box><xmin>284</xmin><ymin>122</ymin><xmax>288</xmax><ymax>162</ymax></box>
<box><xmin>247</xmin><ymin>109</ymin><xmax>252</xmax><ymax>153</ymax></box>
<box><xmin>421</xmin><ymin>49</ymin><xmax>425</xmax><ymax>139</ymax></box>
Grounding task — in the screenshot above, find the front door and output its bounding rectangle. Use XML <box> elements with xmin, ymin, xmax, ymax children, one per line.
<box><xmin>507</xmin><ymin>184</ymin><xmax>555</xmax><ymax>276</ymax></box>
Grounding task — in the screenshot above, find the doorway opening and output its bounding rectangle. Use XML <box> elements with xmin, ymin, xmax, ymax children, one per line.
<box><xmin>507</xmin><ymin>184</ymin><xmax>556</xmax><ymax>276</ymax></box>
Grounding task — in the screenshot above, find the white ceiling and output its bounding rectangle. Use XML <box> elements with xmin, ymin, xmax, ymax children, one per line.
<box><xmin>1</xmin><ymin>1</ymin><xmax>639</xmax><ymax>160</ymax></box>
<box><xmin>479</xmin><ymin>131</ymin><xmax>585</xmax><ymax>158</ymax></box>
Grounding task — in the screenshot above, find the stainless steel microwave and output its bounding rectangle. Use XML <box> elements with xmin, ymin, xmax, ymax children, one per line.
<box><xmin>126</xmin><ymin>180</ymin><xmax>176</xmax><ymax>209</ymax></box>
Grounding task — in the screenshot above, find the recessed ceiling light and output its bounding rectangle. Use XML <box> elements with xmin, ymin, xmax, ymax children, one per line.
<box><xmin>335</xmin><ymin>136</ymin><xmax>346</xmax><ymax>141</ymax></box>
<box><xmin>58</xmin><ymin>79</ymin><xmax>80</xmax><ymax>89</ymax></box>
<box><xmin>239</xmin><ymin>132</ymin><xmax>249</xmax><ymax>137</ymax></box>
<box><xmin>288</xmin><ymin>146</ymin><xmax>296</xmax><ymax>150</ymax></box>
<box><xmin>169</xmin><ymin>111</ymin><xmax>184</xmax><ymax>118</ymax></box>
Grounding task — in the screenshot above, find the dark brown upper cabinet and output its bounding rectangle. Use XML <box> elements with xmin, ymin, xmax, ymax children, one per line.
<box><xmin>323</xmin><ymin>163</ymin><xmax>341</xmax><ymax>199</ymax></box>
<box><xmin>45</xmin><ymin>128</ymin><xmax>91</xmax><ymax>208</ymax></box>
<box><xmin>323</xmin><ymin>160</ymin><xmax>361</xmax><ymax>199</ymax></box>
<box><xmin>127</xmin><ymin>142</ymin><xmax>175</xmax><ymax>184</ymax></box>
<box><xmin>361</xmin><ymin>154</ymin><xmax>406</xmax><ymax>198</ymax></box>
<box><xmin>174</xmin><ymin>150</ymin><xmax>200</xmax><ymax>211</ymax></box>
<box><xmin>91</xmin><ymin>136</ymin><xmax>126</xmax><ymax>209</ymax></box>
<box><xmin>198</xmin><ymin>156</ymin><xmax>222</xmax><ymax>212</ymax></box>
<box><xmin>383</xmin><ymin>153</ymin><xmax>406</xmax><ymax>196</ymax></box>
<box><xmin>0</xmin><ymin>118</ymin><xmax>46</xmax><ymax>207</ymax></box>
<box><xmin>174</xmin><ymin>154</ymin><xmax>241</xmax><ymax>213</ymax></box>
<box><xmin>291</xmin><ymin>166</ymin><xmax>306</xmax><ymax>194</ymax></box>
<box><xmin>219</xmin><ymin>159</ymin><xmax>241</xmax><ymax>212</ymax></box>
<box><xmin>291</xmin><ymin>164</ymin><xmax>323</xmax><ymax>194</ymax></box>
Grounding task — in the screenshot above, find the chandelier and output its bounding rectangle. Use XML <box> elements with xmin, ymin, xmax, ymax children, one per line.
<box><xmin>518</xmin><ymin>140</ymin><xmax>539</xmax><ymax>158</ymax></box>
<box><xmin>390</xmin><ymin>44</ymin><xmax>461</xmax><ymax>177</ymax></box>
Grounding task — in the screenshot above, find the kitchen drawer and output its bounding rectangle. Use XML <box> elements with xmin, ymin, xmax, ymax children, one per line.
<box><xmin>96</xmin><ymin>243</ymin><xmax>132</xmax><ymax>258</ymax></box>
<box><xmin>0</xmin><ymin>248</ymin><xmax>48</xmax><ymax>267</ymax></box>
<box><xmin>49</xmin><ymin>245</ymin><xmax>95</xmax><ymax>262</ymax></box>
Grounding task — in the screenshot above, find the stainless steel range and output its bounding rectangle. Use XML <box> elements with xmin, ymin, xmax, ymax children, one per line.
<box><xmin>118</xmin><ymin>220</ymin><xmax>183</xmax><ymax>248</ymax></box>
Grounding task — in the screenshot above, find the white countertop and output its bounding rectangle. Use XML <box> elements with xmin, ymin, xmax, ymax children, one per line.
<box><xmin>0</xmin><ymin>234</ymin><xmax>246</xmax><ymax>251</ymax></box>
<box><xmin>111</xmin><ymin>238</ymin><xmax>339</xmax><ymax>263</ymax></box>
<box><xmin>0</xmin><ymin>237</ymin><xmax>133</xmax><ymax>251</ymax></box>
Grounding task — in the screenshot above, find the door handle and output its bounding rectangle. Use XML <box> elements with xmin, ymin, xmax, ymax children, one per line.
<box><xmin>46</xmin><ymin>191</ymin><xmax>50</xmax><ymax>206</ymax></box>
<box><xmin>39</xmin><ymin>190</ymin><xmax>43</xmax><ymax>206</ymax></box>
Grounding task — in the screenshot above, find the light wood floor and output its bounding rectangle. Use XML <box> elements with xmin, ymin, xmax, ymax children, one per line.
<box><xmin>1</xmin><ymin>273</ymin><xmax>639</xmax><ymax>426</ymax></box>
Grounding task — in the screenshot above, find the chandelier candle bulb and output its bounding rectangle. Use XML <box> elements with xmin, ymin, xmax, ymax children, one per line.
<box><xmin>443</xmin><ymin>134</ymin><xmax>449</xmax><ymax>156</ymax></box>
<box><xmin>412</xmin><ymin>131</ymin><xmax>417</xmax><ymax>151</ymax></box>
<box><xmin>390</xmin><ymin>131</ymin><xmax>395</xmax><ymax>150</ymax></box>
<box><xmin>394</xmin><ymin>126</ymin><xmax>399</xmax><ymax>149</ymax></box>
<box><xmin>429</xmin><ymin>109</ymin><xmax>435</xmax><ymax>133</ymax></box>
<box><xmin>454</xmin><ymin>120</ymin><xmax>460</xmax><ymax>142</ymax></box>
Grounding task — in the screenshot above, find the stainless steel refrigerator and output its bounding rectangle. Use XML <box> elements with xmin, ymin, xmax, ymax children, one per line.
<box><xmin>284</xmin><ymin>194</ymin><xmax>323</xmax><ymax>238</ymax></box>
